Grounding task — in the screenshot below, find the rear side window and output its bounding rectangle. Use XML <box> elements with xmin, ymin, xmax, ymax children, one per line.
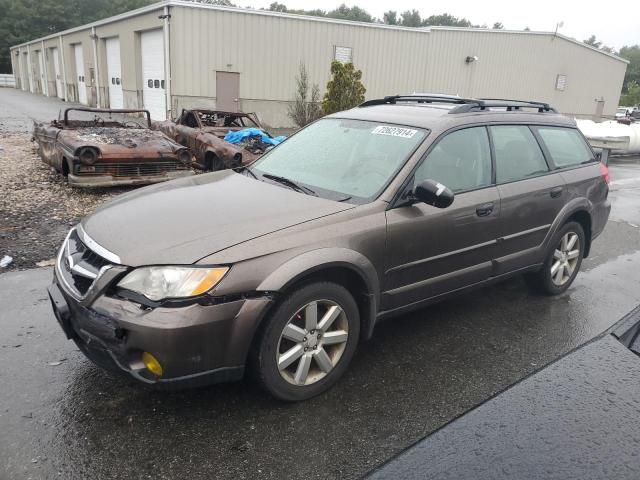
<box><xmin>536</xmin><ymin>127</ymin><xmax>594</xmax><ymax>168</ymax></box>
<box><xmin>415</xmin><ymin>127</ymin><xmax>491</xmax><ymax>193</ymax></box>
<box><xmin>491</xmin><ymin>125</ymin><xmax>549</xmax><ymax>184</ymax></box>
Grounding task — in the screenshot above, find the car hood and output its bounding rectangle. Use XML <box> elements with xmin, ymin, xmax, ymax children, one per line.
<box><xmin>81</xmin><ymin>171</ymin><xmax>354</xmax><ymax>266</ymax></box>
<box><xmin>61</xmin><ymin>127</ymin><xmax>182</xmax><ymax>155</ymax></box>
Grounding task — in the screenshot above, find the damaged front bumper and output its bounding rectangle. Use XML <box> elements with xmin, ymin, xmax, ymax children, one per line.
<box><xmin>48</xmin><ymin>268</ymin><xmax>273</xmax><ymax>388</ymax></box>
<box><xmin>68</xmin><ymin>170</ymin><xmax>194</xmax><ymax>188</ymax></box>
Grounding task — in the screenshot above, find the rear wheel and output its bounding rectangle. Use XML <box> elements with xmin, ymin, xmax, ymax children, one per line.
<box><xmin>526</xmin><ymin>221</ymin><xmax>585</xmax><ymax>295</ymax></box>
<box><xmin>252</xmin><ymin>282</ymin><xmax>360</xmax><ymax>401</ymax></box>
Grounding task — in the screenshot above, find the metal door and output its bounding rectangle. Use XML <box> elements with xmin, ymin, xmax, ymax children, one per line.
<box><xmin>22</xmin><ymin>53</ymin><xmax>31</xmax><ymax>92</ymax></box>
<box><xmin>52</xmin><ymin>48</ymin><xmax>63</xmax><ymax>99</ymax></box>
<box><xmin>106</xmin><ymin>37</ymin><xmax>123</xmax><ymax>109</ymax></box>
<box><xmin>74</xmin><ymin>44</ymin><xmax>87</xmax><ymax>104</ymax></box>
<box><xmin>216</xmin><ymin>71</ymin><xmax>240</xmax><ymax>112</ymax></box>
<box><xmin>141</xmin><ymin>29</ymin><xmax>166</xmax><ymax>120</ymax></box>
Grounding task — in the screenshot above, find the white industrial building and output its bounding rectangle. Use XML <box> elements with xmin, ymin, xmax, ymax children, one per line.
<box><xmin>10</xmin><ymin>0</ymin><xmax>628</xmax><ymax>127</ymax></box>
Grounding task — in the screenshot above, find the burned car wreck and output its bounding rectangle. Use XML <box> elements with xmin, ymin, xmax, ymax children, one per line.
<box><xmin>33</xmin><ymin>108</ymin><xmax>194</xmax><ymax>188</ymax></box>
<box><xmin>154</xmin><ymin>109</ymin><xmax>284</xmax><ymax>171</ymax></box>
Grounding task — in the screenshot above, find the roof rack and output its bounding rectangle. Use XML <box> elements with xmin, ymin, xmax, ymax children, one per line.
<box><xmin>359</xmin><ymin>94</ymin><xmax>557</xmax><ymax>114</ymax></box>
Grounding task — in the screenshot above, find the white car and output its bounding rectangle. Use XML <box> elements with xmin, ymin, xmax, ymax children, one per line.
<box><xmin>616</xmin><ymin>107</ymin><xmax>632</xmax><ymax>119</ymax></box>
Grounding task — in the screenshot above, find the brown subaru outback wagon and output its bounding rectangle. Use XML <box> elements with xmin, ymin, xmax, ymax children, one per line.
<box><xmin>48</xmin><ymin>95</ymin><xmax>611</xmax><ymax>401</ymax></box>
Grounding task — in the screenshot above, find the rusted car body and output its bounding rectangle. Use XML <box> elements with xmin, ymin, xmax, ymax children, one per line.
<box><xmin>154</xmin><ymin>109</ymin><xmax>275</xmax><ymax>171</ymax></box>
<box><xmin>33</xmin><ymin>108</ymin><xmax>194</xmax><ymax>188</ymax></box>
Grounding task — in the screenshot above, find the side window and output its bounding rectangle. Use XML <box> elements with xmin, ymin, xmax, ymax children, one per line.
<box><xmin>491</xmin><ymin>125</ymin><xmax>549</xmax><ymax>183</ymax></box>
<box><xmin>415</xmin><ymin>127</ymin><xmax>491</xmax><ymax>193</ymax></box>
<box><xmin>536</xmin><ymin>127</ymin><xmax>593</xmax><ymax>168</ymax></box>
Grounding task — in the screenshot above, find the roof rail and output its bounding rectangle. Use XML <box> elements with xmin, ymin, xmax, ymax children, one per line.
<box><xmin>359</xmin><ymin>94</ymin><xmax>478</xmax><ymax>107</ymax></box>
<box><xmin>359</xmin><ymin>94</ymin><xmax>557</xmax><ymax>114</ymax></box>
<box><xmin>451</xmin><ymin>98</ymin><xmax>557</xmax><ymax>113</ymax></box>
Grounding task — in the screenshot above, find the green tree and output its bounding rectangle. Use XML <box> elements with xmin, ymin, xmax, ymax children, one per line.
<box><xmin>268</xmin><ymin>2</ymin><xmax>287</xmax><ymax>12</ymax></box>
<box><xmin>584</xmin><ymin>34</ymin><xmax>602</xmax><ymax>48</ymax></box>
<box><xmin>383</xmin><ymin>10</ymin><xmax>398</xmax><ymax>25</ymax></box>
<box><xmin>620</xmin><ymin>81</ymin><xmax>640</xmax><ymax>106</ymax></box>
<box><xmin>287</xmin><ymin>62</ymin><xmax>322</xmax><ymax>127</ymax></box>
<box><xmin>322</xmin><ymin>61</ymin><xmax>366</xmax><ymax>115</ymax></box>
<box><xmin>619</xmin><ymin>45</ymin><xmax>640</xmax><ymax>93</ymax></box>
<box><xmin>400</xmin><ymin>9</ymin><xmax>422</xmax><ymax>27</ymax></box>
<box><xmin>422</xmin><ymin>13</ymin><xmax>472</xmax><ymax>27</ymax></box>
<box><xmin>492</xmin><ymin>22</ymin><xmax>504</xmax><ymax>29</ymax></box>
<box><xmin>326</xmin><ymin>4</ymin><xmax>372</xmax><ymax>22</ymax></box>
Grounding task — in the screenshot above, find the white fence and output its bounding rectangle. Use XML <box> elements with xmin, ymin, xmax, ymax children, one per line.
<box><xmin>0</xmin><ymin>74</ymin><xmax>16</xmax><ymax>88</ymax></box>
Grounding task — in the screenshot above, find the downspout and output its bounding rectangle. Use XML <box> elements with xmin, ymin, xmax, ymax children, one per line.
<box><xmin>162</xmin><ymin>5</ymin><xmax>172</xmax><ymax>120</ymax></box>
<box><xmin>91</xmin><ymin>26</ymin><xmax>101</xmax><ymax>108</ymax></box>
<box><xmin>27</xmin><ymin>44</ymin><xmax>33</xmax><ymax>93</ymax></box>
<box><xmin>59</xmin><ymin>35</ymin><xmax>68</xmax><ymax>101</ymax></box>
<box><xmin>41</xmin><ymin>40</ymin><xmax>49</xmax><ymax>96</ymax></box>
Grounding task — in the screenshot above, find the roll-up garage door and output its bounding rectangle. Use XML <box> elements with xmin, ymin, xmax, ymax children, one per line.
<box><xmin>74</xmin><ymin>44</ymin><xmax>87</xmax><ymax>105</ymax></box>
<box><xmin>106</xmin><ymin>37</ymin><xmax>123</xmax><ymax>109</ymax></box>
<box><xmin>141</xmin><ymin>29</ymin><xmax>166</xmax><ymax>120</ymax></box>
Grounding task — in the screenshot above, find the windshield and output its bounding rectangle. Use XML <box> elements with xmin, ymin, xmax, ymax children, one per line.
<box><xmin>250</xmin><ymin>118</ymin><xmax>427</xmax><ymax>203</ymax></box>
<box><xmin>61</xmin><ymin>109</ymin><xmax>150</xmax><ymax>129</ymax></box>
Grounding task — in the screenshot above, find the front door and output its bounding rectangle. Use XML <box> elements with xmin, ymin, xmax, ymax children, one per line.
<box><xmin>216</xmin><ymin>71</ymin><xmax>240</xmax><ymax>112</ymax></box>
<box><xmin>489</xmin><ymin>125</ymin><xmax>565</xmax><ymax>274</ymax></box>
<box><xmin>384</xmin><ymin>126</ymin><xmax>500</xmax><ymax>312</ymax></box>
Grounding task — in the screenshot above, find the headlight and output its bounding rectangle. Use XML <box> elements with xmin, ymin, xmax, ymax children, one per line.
<box><xmin>178</xmin><ymin>149</ymin><xmax>192</xmax><ymax>165</ymax></box>
<box><xmin>117</xmin><ymin>266</ymin><xmax>229</xmax><ymax>301</ymax></box>
<box><xmin>78</xmin><ymin>147</ymin><xmax>98</xmax><ymax>165</ymax></box>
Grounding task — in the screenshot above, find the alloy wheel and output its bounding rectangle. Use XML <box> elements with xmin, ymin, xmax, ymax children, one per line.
<box><xmin>276</xmin><ymin>299</ymin><xmax>349</xmax><ymax>386</ymax></box>
<box><xmin>550</xmin><ymin>232</ymin><xmax>580</xmax><ymax>286</ymax></box>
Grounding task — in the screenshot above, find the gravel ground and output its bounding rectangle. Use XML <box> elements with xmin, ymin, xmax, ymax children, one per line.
<box><xmin>0</xmin><ymin>132</ymin><xmax>128</xmax><ymax>271</ymax></box>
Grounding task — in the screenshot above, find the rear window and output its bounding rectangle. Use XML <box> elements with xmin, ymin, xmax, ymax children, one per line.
<box><xmin>490</xmin><ymin>125</ymin><xmax>549</xmax><ymax>184</ymax></box>
<box><xmin>536</xmin><ymin>127</ymin><xmax>594</xmax><ymax>168</ymax></box>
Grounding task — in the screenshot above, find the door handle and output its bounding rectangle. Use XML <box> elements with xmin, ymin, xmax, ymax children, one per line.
<box><xmin>476</xmin><ymin>203</ymin><xmax>494</xmax><ymax>217</ymax></box>
<box><xmin>550</xmin><ymin>186</ymin><xmax>563</xmax><ymax>198</ymax></box>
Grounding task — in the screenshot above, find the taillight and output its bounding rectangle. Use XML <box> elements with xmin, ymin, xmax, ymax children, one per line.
<box><xmin>599</xmin><ymin>162</ymin><xmax>610</xmax><ymax>185</ymax></box>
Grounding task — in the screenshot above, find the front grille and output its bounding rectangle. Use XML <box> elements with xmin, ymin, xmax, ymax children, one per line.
<box><xmin>81</xmin><ymin>161</ymin><xmax>189</xmax><ymax>178</ymax></box>
<box><xmin>58</xmin><ymin>229</ymin><xmax>112</xmax><ymax>297</ymax></box>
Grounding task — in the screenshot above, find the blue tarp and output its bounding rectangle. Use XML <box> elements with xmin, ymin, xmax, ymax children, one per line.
<box><xmin>224</xmin><ymin>128</ymin><xmax>286</xmax><ymax>146</ymax></box>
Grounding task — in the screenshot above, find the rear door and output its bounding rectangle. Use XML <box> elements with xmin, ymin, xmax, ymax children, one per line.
<box><xmin>490</xmin><ymin>125</ymin><xmax>565</xmax><ymax>274</ymax></box>
<box><xmin>384</xmin><ymin>126</ymin><xmax>500</xmax><ymax>312</ymax></box>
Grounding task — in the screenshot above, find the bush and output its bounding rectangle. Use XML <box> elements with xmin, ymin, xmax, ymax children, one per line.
<box><xmin>321</xmin><ymin>61</ymin><xmax>366</xmax><ymax>115</ymax></box>
<box><xmin>287</xmin><ymin>62</ymin><xmax>323</xmax><ymax>128</ymax></box>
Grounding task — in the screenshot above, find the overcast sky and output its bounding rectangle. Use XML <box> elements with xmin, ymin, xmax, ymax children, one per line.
<box><xmin>244</xmin><ymin>0</ymin><xmax>639</xmax><ymax>50</ymax></box>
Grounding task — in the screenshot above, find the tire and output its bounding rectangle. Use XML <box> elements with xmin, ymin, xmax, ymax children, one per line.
<box><xmin>525</xmin><ymin>221</ymin><xmax>585</xmax><ymax>295</ymax></box>
<box><xmin>252</xmin><ymin>282</ymin><xmax>360</xmax><ymax>401</ymax></box>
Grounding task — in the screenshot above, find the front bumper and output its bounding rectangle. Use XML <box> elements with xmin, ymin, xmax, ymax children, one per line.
<box><xmin>48</xmin><ymin>270</ymin><xmax>273</xmax><ymax>388</ymax></box>
<box><xmin>68</xmin><ymin>170</ymin><xmax>193</xmax><ymax>188</ymax></box>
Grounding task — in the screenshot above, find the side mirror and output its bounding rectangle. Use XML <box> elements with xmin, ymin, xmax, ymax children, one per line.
<box><xmin>414</xmin><ymin>179</ymin><xmax>454</xmax><ymax>208</ymax></box>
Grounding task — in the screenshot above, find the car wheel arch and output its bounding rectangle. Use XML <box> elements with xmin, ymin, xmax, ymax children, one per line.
<box><xmin>546</xmin><ymin>199</ymin><xmax>594</xmax><ymax>258</ymax></box>
<box><xmin>256</xmin><ymin>248</ymin><xmax>380</xmax><ymax>341</ymax></box>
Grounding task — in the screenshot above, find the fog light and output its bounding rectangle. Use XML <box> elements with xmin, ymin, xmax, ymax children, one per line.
<box><xmin>77</xmin><ymin>165</ymin><xmax>96</xmax><ymax>173</ymax></box>
<box><xmin>142</xmin><ymin>352</ymin><xmax>163</xmax><ymax>377</ymax></box>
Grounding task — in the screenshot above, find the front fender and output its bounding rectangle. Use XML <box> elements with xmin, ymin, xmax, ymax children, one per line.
<box><xmin>257</xmin><ymin>248</ymin><xmax>380</xmax><ymax>339</ymax></box>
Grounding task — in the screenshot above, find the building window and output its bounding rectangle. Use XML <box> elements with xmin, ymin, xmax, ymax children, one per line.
<box><xmin>555</xmin><ymin>74</ymin><xmax>567</xmax><ymax>91</ymax></box>
<box><xmin>334</xmin><ymin>46</ymin><xmax>352</xmax><ymax>63</ymax></box>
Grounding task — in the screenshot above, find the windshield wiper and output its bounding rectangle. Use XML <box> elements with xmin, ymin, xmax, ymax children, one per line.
<box><xmin>262</xmin><ymin>174</ymin><xmax>317</xmax><ymax>196</ymax></box>
<box><xmin>234</xmin><ymin>165</ymin><xmax>258</xmax><ymax>179</ymax></box>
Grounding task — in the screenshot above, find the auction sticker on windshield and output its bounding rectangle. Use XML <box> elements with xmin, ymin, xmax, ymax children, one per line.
<box><xmin>371</xmin><ymin>125</ymin><xmax>417</xmax><ymax>138</ymax></box>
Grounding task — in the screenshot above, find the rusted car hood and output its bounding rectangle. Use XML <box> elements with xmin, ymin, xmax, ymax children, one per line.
<box><xmin>60</xmin><ymin>128</ymin><xmax>182</xmax><ymax>156</ymax></box>
<box><xmin>82</xmin><ymin>171</ymin><xmax>354</xmax><ymax>266</ymax></box>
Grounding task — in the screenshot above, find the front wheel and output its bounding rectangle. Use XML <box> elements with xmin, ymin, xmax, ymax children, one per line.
<box><xmin>526</xmin><ymin>221</ymin><xmax>585</xmax><ymax>295</ymax></box>
<box><xmin>252</xmin><ymin>282</ymin><xmax>360</xmax><ymax>401</ymax></box>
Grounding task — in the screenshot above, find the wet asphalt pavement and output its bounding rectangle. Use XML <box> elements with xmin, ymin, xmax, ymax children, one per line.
<box><xmin>2</xmin><ymin>89</ymin><xmax>640</xmax><ymax>479</ymax></box>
